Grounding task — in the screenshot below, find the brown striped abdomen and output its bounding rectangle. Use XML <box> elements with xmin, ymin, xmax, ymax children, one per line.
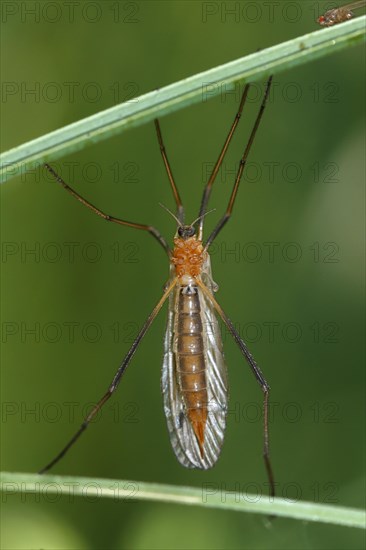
<box><xmin>174</xmin><ymin>286</ymin><xmax>207</xmax><ymax>455</ymax></box>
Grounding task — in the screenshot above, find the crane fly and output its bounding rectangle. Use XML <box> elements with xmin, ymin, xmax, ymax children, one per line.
<box><xmin>317</xmin><ymin>1</ymin><xmax>366</xmax><ymax>25</ymax></box>
<box><xmin>40</xmin><ymin>76</ymin><xmax>275</xmax><ymax>497</ymax></box>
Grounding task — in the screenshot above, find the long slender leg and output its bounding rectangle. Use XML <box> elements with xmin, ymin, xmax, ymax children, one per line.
<box><xmin>154</xmin><ymin>120</ymin><xmax>184</xmax><ymax>224</ymax></box>
<box><xmin>197</xmin><ymin>84</ymin><xmax>250</xmax><ymax>240</ymax></box>
<box><xmin>205</xmin><ymin>76</ymin><xmax>273</xmax><ymax>250</ymax></box>
<box><xmin>44</xmin><ymin>164</ymin><xmax>171</xmax><ymax>258</ymax></box>
<box><xmin>196</xmin><ymin>278</ymin><xmax>275</xmax><ymax>498</ymax></box>
<box><xmin>39</xmin><ymin>277</ymin><xmax>178</xmax><ymax>474</ymax></box>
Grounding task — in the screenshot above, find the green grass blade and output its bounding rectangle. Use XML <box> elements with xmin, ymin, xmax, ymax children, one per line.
<box><xmin>1</xmin><ymin>472</ymin><xmax>365</xmax><ymax>529</ymax></box>
<box><xmin>1</xmin><ymin>17</ymin><xmax>365</xmax><ymax>184</ymax></box>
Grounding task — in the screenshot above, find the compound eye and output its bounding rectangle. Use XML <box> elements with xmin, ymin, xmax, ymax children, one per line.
<box><xmin>178</xmin><ymin>225</ymin><xmax>195</xmax><ymax>239</ymax></box>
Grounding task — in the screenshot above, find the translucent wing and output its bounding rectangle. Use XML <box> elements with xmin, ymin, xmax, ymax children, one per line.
<box><xmin>161</xmin><ymin>261</ymin><xmax>228</xmax><ymax>469</ymax></box>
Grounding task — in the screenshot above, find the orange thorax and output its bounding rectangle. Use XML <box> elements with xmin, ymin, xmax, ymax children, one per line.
<box><xmin>172</xmin><ymin>236</ymin><xmax>205</xmax><ymax>279</ymax></box>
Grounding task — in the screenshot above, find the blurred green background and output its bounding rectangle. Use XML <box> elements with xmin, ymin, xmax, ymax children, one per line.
<box><xmin>1</xmin><ymin>1</ymin><xmax>365</xmax><ymax>549</ymax></box>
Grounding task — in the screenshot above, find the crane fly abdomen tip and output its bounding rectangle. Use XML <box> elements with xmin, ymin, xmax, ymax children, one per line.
<box><xmin>188</xmin><ymin>408</ymin><xmax>208</xmax><ymax>459</ymax></box>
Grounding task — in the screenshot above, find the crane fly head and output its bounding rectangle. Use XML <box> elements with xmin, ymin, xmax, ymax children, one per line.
<box><xmin>159</xmin><ymin>203</ymin><xmax>215</xmax><ymax>241</ymax></box>
<box><xmin>177</xmin><ymin>224</ymin><xmax>196</xmax><ymax>239</ymax></box>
